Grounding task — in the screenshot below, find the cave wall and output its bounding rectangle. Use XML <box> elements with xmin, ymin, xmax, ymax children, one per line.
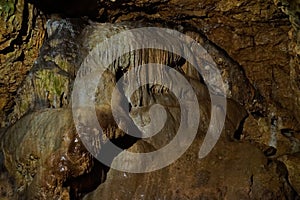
<box><xmin>1</xmin><ymin>0</ymin><xmax>300</xmax><ymax>199</ymax></box>
<box><xmin>0</xmin><ymin>0</ymin><xmax>45</xmax><ymax>127</ymax></box>
<box><xmin>1</xmin><ymin>0</ymin><xmax>299</xmax><ymax>129</ymax></box>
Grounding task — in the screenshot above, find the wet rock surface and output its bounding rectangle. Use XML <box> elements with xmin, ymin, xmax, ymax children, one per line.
<box><xmin>1</xmin><ymin>109</ymin><xmax>102</xmax><ymax>199</ymax></box>
<box><xmin>0</xmin><ymin>0</ymin><xmax>300</xmax><ymax>199</ymax></box>
<box><xmin>84</xmin><ymin>138</ymin><xmax>297</xmax><ymax>200</ymax></box>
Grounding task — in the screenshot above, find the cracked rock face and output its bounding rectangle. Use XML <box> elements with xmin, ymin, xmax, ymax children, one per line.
<box><xmin>1</xmin><ymin>109</ymin><xmax>97</xmax><ymax>199</ymax></box>
<box><xmin>1</xmin><ymin>0</ymin><xmax>300</xmax><ymax>199</ymax></box>
<box><xmin>0</xmin><ymin>0</ymin><xmax>45</xmax><ymax>127</ymax></box>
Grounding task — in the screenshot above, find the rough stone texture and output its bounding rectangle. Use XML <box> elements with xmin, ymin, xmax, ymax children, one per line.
<box><xmin>26</xmin><ymin>0</ymin><xmax>300</xmax><ymax>156</ymax></box>
<box><xmin>0</xmin><ymin>0</ymin><xmax>45</xmax><ymax>127</ymax></box>
<box><xmin>84</xmin><ymin>138</ymin><xmax>295</xmax><ymax>200</ymax></box>
<box><xmin>6</xmin><ymin>18</ymin><xmax>86</xmax><ymax>126</ymax></box>
<box><xmin>240</xmin><ymin>0</ymin><xmax>300</xmax><ymax>160</ymax></box>
<box><xmin>74</xmin><ymin>21</ymin><xmax>250</xmax><ymax>150</ymax></box>
<box><xmin>1</xmin><ymin>20</ymin><xmax>252</xmax><ymax>199</ymax></box>
<box><xmin>243</xmin><ymin>114</ymin><xmax>300</xmax><ymax>157</ymax></box>
<box><xmin>0</xmin><ymin>162</ymin><xmax>15</xmax><ymax>199</ymax></box>
<box><xmin>274</xmin><ymin>8</ymin><xmax>300</xmax><ymax>191</ymax></box>
<box><xmin>1</xmin><ymin>109</ymin><xmax>106</xmax><ymax>199</ymax></box>
<box><xmin>77</xmin><ymin>22</ymin><xmax>260</xmax><ymax>199</ymax></box>
<box><xmin>275</xmin><ymin>0</ymin><xmax>300</xmax><ymax>121</ymax></box>
<box><xmin>100</xmin><ymin>0</ymin><xmax>300</xmax><ymax>157</ymax></box>
<box><xmin>278</xmin><ymin>152</ymin><xmax>300</xmax><ymax>195</ymax></box>
<box><xmin>1</xmin><ymin>0</ymin><xmax>300</xmax><ymax>199</ymax></box>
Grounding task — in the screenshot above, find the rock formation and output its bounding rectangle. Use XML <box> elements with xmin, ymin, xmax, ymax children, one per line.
<box><xmin>0</xmin><ymin>0</ymin><xmax>300</xmax><ymax>199</ymax></box>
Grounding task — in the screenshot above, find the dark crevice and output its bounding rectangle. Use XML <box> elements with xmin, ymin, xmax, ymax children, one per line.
<box><xmin>59</xmin><ymin>92</ymin><xmax>65</xmax><ymax>108</ymax></box>
<box><xmin>14</xmin><ymin>51</ymin><xmax>25</xmax><ymax>62</ymax></box>
<box><xmin>66</xmin><ymin>134</ymin><xmax>139</xmax><ymax>199</ymax></box>
<box><xmin>263</xmin><ymin>146</ymin><xmax>277</xmax><ymax>157</ymax></box>
<box><xmin>248</xmin><ymin>174</ymin><xmax>253</xmax><ymax>196</ymax></box>
<box><xmin>251</xmin><ymin>110</ymin><xmax>266</xmax><ymax>118</ymax></box>
<box><xmin>23</xmin><ymin>6</ymin><xmax>36</xmax><ymax>45</ymax></box>
<box><xmin>0</xmin><ymin>45</ymin><xmax>15</xmax><ymax>54</ymax></box>
<box><xmin>281</xmin><ymin>128</ymin><xmax>295</xmax><ymax>137</ymax></box>
<box><xmin>108</xmin><ymin>0</ymin><xmax>169</xmax><ymax>16</ymax></box>
<box><xmin>63</xmin><ymin>159</ymin><xmax>109</xmax><ymax>200</ymax></box>
<box><xmin>28</xmin><ymin>0</ymin><xmax>99</xmax><ymax>17</ymax></box>
<box><xmin>233</xmin><ymin>114</ymin><xmax>248</xmax><ymax>140</ymax></box>
<box><xmin>173</xmin><ymin>13</ymin><xmax>209</xmax><ymax>21</ymax></box>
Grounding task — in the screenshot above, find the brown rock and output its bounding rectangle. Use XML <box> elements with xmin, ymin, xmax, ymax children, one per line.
<box><xmin>84</xmin><ymin>137</ymin><xmax>294</xmax><ymax>200</ymax></box>
<box><xmin>0</xmin><ymin>109</ymin><xmax>104</xmax><ymax>199</ymax></box>
<box><xmin>0</xmin><ymin>0</ymin><xmax>45</xmax><ymax>127</ymax></box>
<box><xmin>278</xmin><ymin>153</ymin><xmax>300</xmax><ymax>195</ymax></box>
<box><xmin>6</xmin><ymin>18</ymin><xmax>87</xmax><ymax>126</ymax></box>
<box><xmin>1</xmin><ymin>0</ymin><xmax>300</xmax><ymax>199</ymax></box>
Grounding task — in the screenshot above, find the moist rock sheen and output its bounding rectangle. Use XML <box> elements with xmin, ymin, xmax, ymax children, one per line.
<box><xmin>0</xmin><ymin>0</ymin><xmax>300</xmax><ymax>199</ymax></box>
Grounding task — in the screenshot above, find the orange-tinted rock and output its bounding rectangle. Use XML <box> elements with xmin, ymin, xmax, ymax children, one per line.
<box><xmin>279</xmin><ymin>153</ymin><xmax>300</xmax><ymax>195</ymax></box>
<box><xmin>84</xmin><ymin>137</ymin><xmax>295</xmax><ymax>200</ymax></box>
<box><xmin>0</xmin><ymin>109</ymin><xmax>105</xmax><ymax>199</ymax></box>
<box><xmin>1</xmin><ymin>0</ymin><xmax>300</xmax><ymax>199</ymax></box>
<box><xmin>0</xmin><ymin>0</ymin><xmax>45</xmax><ymax>127</ymax></box>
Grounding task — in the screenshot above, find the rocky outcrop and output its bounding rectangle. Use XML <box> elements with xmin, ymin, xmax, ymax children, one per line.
<box><xmin>1</xmin><ymin>0</ymin><xmax>300</xmax><ymax>199</ymax></box>
<box><xmin>0</xmin><ymin>18</ymin><xmax>298</xmax><ymax>199</ymax></box>
<box><xmin>1</xmin><ymin>109</ymin><xmax>107</xmax><ymax>199</ymax></box>
<box><xmin>275</xmin><ymin>0</ymin><xmax>300</xmax><ymax>120</ymax></box>
<box><xmin>0</xmin><ymin>0</ymin><xmax>45</xmax><ymax>127</ymax></box>
<box><xmin>6</xmin><ymin>18</ymin><xmax>86</xmax><ymax>126</ymax></box>
<box><xmin>84</xmin><ymin>138</ymin><xmax>296</xmax><ymax>200</ymax></box>
<box><xmin>99</xmin><ymin>0</ymin><xmax>300</xmax><ymax>158</ymax></box>
<box><xmin>279</xmin><ymin>152</ymin><xmax>300</xmax><ymax>195</ymax></box>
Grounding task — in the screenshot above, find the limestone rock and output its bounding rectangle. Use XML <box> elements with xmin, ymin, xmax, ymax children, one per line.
<box><xmin>1</xmin><ymin>0</ymin><xmax>300</xmax><ymax>199</ymax></box>
<box><xmin>0</xmin><ymin>0</ymin><xmax>45</xmax><ymax>127</ymax></box>
<box><xmin>0</xmin><ymin>109</ymin><xmax>104</xmax><ymax>199</ymax></box>
<box><xmin>84</xmin><ymin>137</ymin><xmax>295</xmax><ymax>200</ymax></box>
<box><xmin>278</xmin><ymin>153</ymin><xmax>300</xmax><ymax>195</ymax></box>
<box><xmin>275</xmin><ymin>0</ymin><xmax>300</xmax><ymax>127</ymax></box>
<box><xmin>6</xmin><ymin>18</ymin><xmax>87</xmax><ymax>126</ymax></box>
